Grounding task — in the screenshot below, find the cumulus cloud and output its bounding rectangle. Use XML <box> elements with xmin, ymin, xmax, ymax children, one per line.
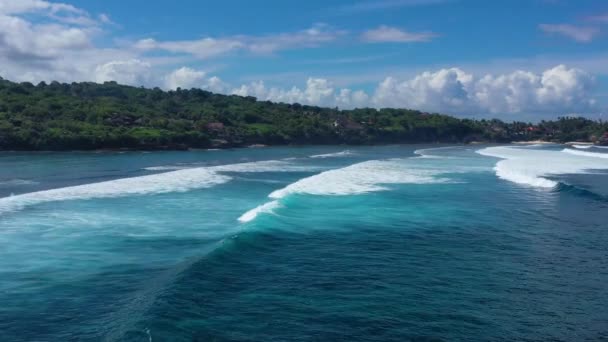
<box><xmin>0</xmin><ymin>14</ymin><xmax>92</xmax><ymax>60</ymax></box>
<box><xmin>0</xmin><ymin>1</ymin><xmax>599</xmax><ymax>118</ymax></box>
<box><xmin>95</xmin><ymin>59</ymin><xmax>152</xmax><ymax>86</ymax></box>
<box><xmin>539</xmin><ymin>24</ymin><xmax>598</xmax><ymax>42</ymax></box>
<box><xmin>164</xmin><ymin>67</ymin><xmax>228</xmax><ymax>92</ymax></box>
<box><xmin>232</xmin><ymin>78</ymin><xmax>348</xmax><ymax>107</ymax></box>
<box><xmin>362</xmin><ymin>26</ymin><xmax>437</xmax><ymax>43</ymax></box>
<box><xmin>165</xmin><ymin>67</ymin><xmax>207</xmax><ymax>89</ymax></box>
<box><xmin>0</xmin><ymin>0</ymin><xmax>82</xmax><ymax>16</ymax></box>
<box><xmin>370</xmin><ymin>65</ymin><xmax>596</xmax><ymax>114</ymax></box>
<box><xmin>229</xmin><ymin>65</ymin><xmax>596</xmax><ymax>115</ymax></box>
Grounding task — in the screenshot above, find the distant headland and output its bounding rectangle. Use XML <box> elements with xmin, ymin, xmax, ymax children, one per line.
<box><xmin>0</xmin><ymin>77</ymin><xmax>606</xmax><ymax>151</ymax></box>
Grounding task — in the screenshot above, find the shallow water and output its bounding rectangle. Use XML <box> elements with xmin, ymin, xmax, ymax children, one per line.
<box><xmin>0</xmin><ymin>145</ymin><xmax>607</xmax><ymax>341</ymax></box>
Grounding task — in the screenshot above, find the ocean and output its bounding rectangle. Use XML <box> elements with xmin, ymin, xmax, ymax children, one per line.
<box><xmin>0</xmin><ymin>144</ymin><xmax>607</xmax><ymax>341</ymax></box>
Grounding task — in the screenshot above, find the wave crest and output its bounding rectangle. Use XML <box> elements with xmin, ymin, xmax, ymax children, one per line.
<box><xmin>270</xmin><ymin>159</ymin><xmax>450</xmax><ymax>199</ymax></box>
<box><xmin>477</xmin><ymin>146</ymin><xmax>608</xmax><ymax>188</ymax></box>
<box><xmin>238</xmin><ymin>200</ymin><xmax>281</xmax><ymax>223</ymax></box>
<box><xmin>0</xmin><ymin>159</ymin><xmax>319</xmax><ymax>215</ymax></box>
<box><xmin>562</xmin><ymin>148</ymin><xmax>608</xmax><ymax>159</ymax></box>
<box><xmin>310</xmin><ymin>150</ymin><xmax>354</xmax><ymax>159</ymax></box>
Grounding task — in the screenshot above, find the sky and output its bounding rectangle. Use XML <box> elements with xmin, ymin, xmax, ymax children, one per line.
<box><xmin>1</xmin><ymin>0</ymin><xmax>608</xmax><ymax>120</ymax></box>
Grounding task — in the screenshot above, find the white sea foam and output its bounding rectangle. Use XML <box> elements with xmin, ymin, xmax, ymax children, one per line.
<box><xmin>310</xmin><ymin>150</ymin><xmax>354</xmax><ymax>159</ymax></box>
<box><xmin>0</xmin><ymin>179</ymin><xmax>38</xmax><ymax>187</ymax></box>
<box><xmin>0</xmin><ymin>159</ymin><xmax>319</xmax><ymax>215</ymax></box>
<box><xmin>0</xmin><ymin>167</ymin><xmax>231</xmax><ymax>215</ymax></box>
<box><xmin>269</xmin><ymin>159</ymin><xmax>449</xmax><ymax>199</ymax></box>
<box><xmin>414</xmin><ymin>147</ymin><xmax>451</xmax><ymax>158</ymax></box>
<box><xmin>144</xmin><ymin>165</ymin><xmax>188</xmax><ymax>171</ymax></box>
<box><xmin>145</xmin><ymin>159</ymin><xmax>318</xmax><ymax>173</ymax></box>
<box><xmin>211</xmin><ymin>160</ymin><xmax>314</xmax><ymax>173</ymax></box>
<box><xmin>562</xmin><ymin>148</ymin><xmax>608</xmax><ymax>159</ymax></box>
<box><xmin>235</xmin><ymin>159</ymin><xmax>453</xmax><ymax>223</ymax></box>
<box><xmin>572</xmin><ymin>144</ymin><xmax>593</xmax><ymax>149</ymax></box>
<box><xmin>238</xmin><ymin>200</ymin><xmax>281</xmax><ymax>223</ymax></box>
<box><xmin>571</xmin><ymin>144</ymin><xmax>608</xmax><ymax>150</ymax></box>
<box><xmin>477</xmin><ymin>146</ymin><xmax>608</xmax><ymax>188</ymax></box>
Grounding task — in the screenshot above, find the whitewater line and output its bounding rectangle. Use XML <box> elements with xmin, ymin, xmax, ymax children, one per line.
<box><xmin>477</xmin><ymin>145</ymin><xmax>608</xmax><ymax>189</ymax></box>
<box><xmin>562</xmin><ymin>148</ymin><xmax>608</xmax><ymax>159</ymax></box>
<box><xmin>309</xmin><ymin>150</ymin><xmax>354</xmax><ymax>159</ymax></box>
<box><xmin>238</xmin><ymin>158</ymin><xmax>453</xmax><ymax>223</ymax></box>
<box><xmin>0</xmin><ymin>159</ymin><xmax>319</xmax><ymax>216</ymax></box>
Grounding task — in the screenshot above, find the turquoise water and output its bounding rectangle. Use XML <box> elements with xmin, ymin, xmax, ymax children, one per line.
<box><xmin>1</xmin><ymin>145</ymin><xmax>607</xmax><ymax>341</ymax></box>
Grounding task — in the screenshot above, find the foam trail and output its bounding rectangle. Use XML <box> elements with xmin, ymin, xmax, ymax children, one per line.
<box><xmin>310</xmin><ymin>150</ymin><xmax>353</xmax><ymax>159</ymax></box>
<box><xmin>477</xmin><ymin>146</ymin><xmax>608</xmax><ymax>188</ymax></box>
<box><xmin>0</xmin><ymin>179</ymin><xmax>38</xmax><ymax>187</ymax></box>
<box><xmin>238</xmin><ymin>200</ymin><xmax>280</xmax><ymax>223</ymax></box>
<box><xmin>562</xmin><ymin>148</ymin><xmax>608</xmax><ymax>159</ymax></box>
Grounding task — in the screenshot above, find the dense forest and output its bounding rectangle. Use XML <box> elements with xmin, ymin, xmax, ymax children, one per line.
<box><xmin>0</xmin><ymin>77</ymin><xmax>607</xmax><ymax>150</ymax></box>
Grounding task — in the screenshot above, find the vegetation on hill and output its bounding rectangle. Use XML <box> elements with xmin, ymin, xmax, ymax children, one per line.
<box><xmin>0</xmin><ymin>77</ymin><xmax>606</xmax><ymax>150</ymax></box>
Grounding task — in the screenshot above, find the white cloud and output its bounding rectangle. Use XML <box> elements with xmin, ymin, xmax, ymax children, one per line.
<box><xmin>362</xmin><ymin>26</ymin><xmax>437</xmax><ymax>43</ymax></box>
<box><xmin>135</xmin><ymin>38</ymin><xmax>244</xmax><ymax>59</ymax></box>
<box><xmin>539</xmin><ymin>24</ymin><xmax>598</xmax><ymax>43</ymax></box>
<box><xmin>0</xmin><ymin>14</ymin><xmax>92</xmax><ymax>60</ymax></box>
<box><xmin>586</xmin><ymin>13</ymin><xmax>608</xmax><ymax>23</ymax></box>
<box><xmin>229</xmin><ymin>65</ymin><xmax>597</xmax><ymax>115</ymax></box>
<box><xmin>164</xmin><ymin>67</ymin><xmax>228</xmax><ymax>92</ymax></box>
<box><xmin>232</xmin><ymin>78</ymin><xmax>341</xmax><ymax>106</ymax></box>
<box><xmin>0</xmin><ymin>0</ymin><xmax>82</xmax><ymax>15</ymax></box>
<box><xmin>0</xmin><ymin>0</ymin><xmax>599</xmax><ymax>118</ymax></box>
<box><xmin>165</xmin><ymin>67</ymin><xmax>207</xmax><ymax>90</ymax></box>
<box><xmin>95</xmin><ymin>59</ymin><xmax>152</xmax><ymax>86</ymax></box>
<box><xmin>247</xmin><ymin>24</ymin><xmax>345</xmax><ymax>54</ymax></box>
<box><xmin>205</xmin><ymin>76</ymin><xmax>228</xmax><ymax>93</ymax></box>
<box><xmin>371</xmin><ymin>65</ymin><xmax>596</xmax><ymax>114</ymax></box>
<box><xmin>135</xmin><ymin>24</ymin><xmax>345</xmax><ymax>59</ymax></box>
<box><xmin>0</xmin><ymin>0</ymin><xmax>102</xmax><ymax>27</ymax></box>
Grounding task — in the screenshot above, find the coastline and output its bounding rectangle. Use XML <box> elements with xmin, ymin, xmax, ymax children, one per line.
<box><xmin>0</xmin><ymin>140</ymin><xmax>585</xmax><ymax>153</ymax></box>
<box><xmin>511</xmin><ymin>140</ymin><xmax>555</xmax><ymax>145</ymax></box>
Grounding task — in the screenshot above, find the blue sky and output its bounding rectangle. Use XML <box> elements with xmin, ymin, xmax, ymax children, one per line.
<box><xmin>1</xmin><ymin>0</ymin><xmax>607</xmax><ymax>120</ymax></box>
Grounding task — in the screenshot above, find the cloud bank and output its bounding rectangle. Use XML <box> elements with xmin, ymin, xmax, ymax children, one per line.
<box><xmin>0</xmin><ymin>0</ymin><xmax>600</xmax><ymax>117</ymax></box>
<box><xmin>229</xmin><ymin>65</ymin><xmax>596</xmax><ymax>115</ymax></box>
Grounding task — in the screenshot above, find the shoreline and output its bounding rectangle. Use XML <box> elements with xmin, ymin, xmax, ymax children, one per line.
<box><xmin>0</xmin><ymin>140</ymin><xmax>593</xmax><ymax>153</ymax></box>
<box><xmin>511</xmin><ymin>140</ymin><xmax>555</xmax><ymax>145</ymax></box>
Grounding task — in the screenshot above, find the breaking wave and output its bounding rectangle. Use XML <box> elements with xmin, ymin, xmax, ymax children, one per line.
<box><xmin>572</xmin><ymin>144</ymin><xmax>593</xmax><ymax>149</ymax></box>
<box><xmin>269</xmin><ymin>159</ymin><xmax>449</xmax><ymax>199</ymax></box>
<box><xmin>413</xmin><ymin>146</ymin><xmax>459</xmax><ymax>159</ymax></box>
<box><xmin>477</xmin><ymin>146</ymin><xmax>608</xmax><ymax>188</ymax></box>
<box><xmin>0</xmin><ymin>160</ymin><xmax>318</xmax><ymax>215</ymax></box>
<box><xmin>562</xmin><ymin>148</ymin><xmax>608</xmax><ymax>159</ymax></box>
<box><xmin>309</xmin><ymin>150</ymin><xmax>354</xmax><ymax>159</ymax></box>
<box><xmin>238</xmin><ymin>159</ymin><xmax>453</xmax><ymax>223</ymax></box>
<box><xmin>0</xmin><ymin>168</ymin><xmax>230</xmax><ymax>215</ymax></box>
<box><xmin>238</xmin><ymin>200</ymin><xmax>281</xmax><ymax>223</ymax></box>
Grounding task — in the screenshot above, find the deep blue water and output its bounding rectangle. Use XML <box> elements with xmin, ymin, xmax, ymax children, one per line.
<box><xmin>0</xmin><ymin>145</ymin><xmax>607</xmax><ymax>341</ymax></box>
